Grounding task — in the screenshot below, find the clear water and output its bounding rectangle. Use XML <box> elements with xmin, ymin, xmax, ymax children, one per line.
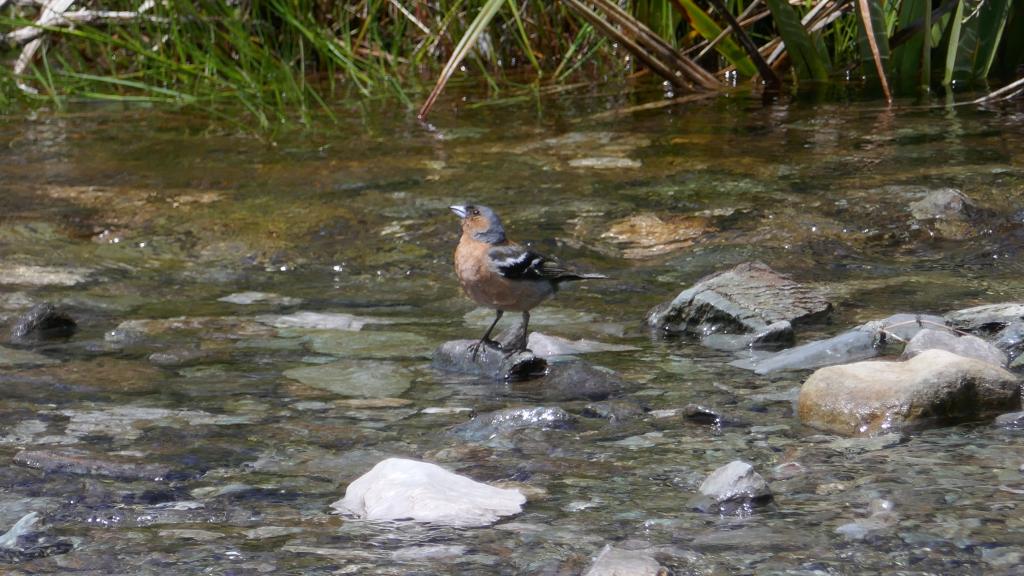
<box><xmin>1</xmin><ymin>92</ymin><xmax>1023</xmax><ymax>574</ymax></box>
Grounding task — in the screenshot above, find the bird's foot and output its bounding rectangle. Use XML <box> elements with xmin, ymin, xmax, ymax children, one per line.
<box><xmin>469</xmin><ymin>338</ymin><xmax>502</xmax><ymax>360</ymax></box>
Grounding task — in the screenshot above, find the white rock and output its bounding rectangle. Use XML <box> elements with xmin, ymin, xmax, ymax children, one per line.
<box><xmin>527</xmin><ymin>332</ymin><xmax>638</xmax><ymax>357</ymax></box>
<box><xmin>218</xmin><ymin>291</ymin><xmax>303</xmax><ymax>306</ymax></box>
<box><xmin>903</xmin><ymin>328</ymin><xmax>1007</xmax><ymax>367</ymax></box>
<box><xmin>256</xmin><ymin>311</ymin><xmax>388</xmax><ymax>331</ymax></box>
<box><xmin>0</xmin><ymin>265</ymin><xmax>91</xmax><ymax>286</ymax></box>
<box><xmin>699</xmin><ymin>460</ymin><xmax>771</xmax><ymax>503</ymax></box>
<box><xmin>584</xmin><ymin>544</ymin><xmax>665</xmax><ymax>576</ymax></box>
<box><xmin>331</xmin><ymin>458</ymin><xmax>525</xmax><ymax>527</ymax></box>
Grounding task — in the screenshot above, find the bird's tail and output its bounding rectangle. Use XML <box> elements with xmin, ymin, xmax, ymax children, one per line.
<box><xmin>556</xmin><ymin>272</ymin><xmax>610</xmax><ymax>282</ymax></box>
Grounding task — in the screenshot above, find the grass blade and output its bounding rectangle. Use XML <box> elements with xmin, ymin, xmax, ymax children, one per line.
<box><xmin>673</xmin><ymin>0</ymin><xmax>757</xmax><ymax>77</ymax></box>
<box><xmin>854</xmin><ymin>0</ymin><xmax>891</xmax><ymax>102</ymax></box>
<box><xmin>972</xmin><ymin>0</ymin><xmax>1011</xmax><ymax>79</ymax></box>
<box><xmin>418</xmin><ymin>0</ymin><xmax>505</xmax><ymax>119</ymax></box>
<box><xmin>764</xmin><ymin>0</ymin><xmax>830</xmax><ymax>81</ymax></box>
<box><xmin>941</xmin><ymin>0</ymin><xmax>963</xmax><ymax>86</ymax></box>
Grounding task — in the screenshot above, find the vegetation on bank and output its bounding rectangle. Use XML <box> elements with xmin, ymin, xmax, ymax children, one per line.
<box><xmin>1</xmin><ymin>0</ymin><xmax>1021</xmax><ymax>127</ymax></box>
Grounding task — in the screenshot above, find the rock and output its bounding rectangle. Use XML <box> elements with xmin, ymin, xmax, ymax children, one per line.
<box><xmin>908</xmin><ymin>188</ymin><xmax>975</xmax><ymax>221</ymax></box>
<box><xmin>13</xmin><ymin>448</ymin><xmax>173</xmax><ymax>480</ymax></box>
<box><xmin>681</xmin><ymin>404</ymin><xmax>724</xmax><ymax>426</ymax></box>
<box><xmin>701</xmin><ymin>320</ymin><xmax>794</xmax><ymax>351</ymax></box>
<box><xmin>0</xmin><ymin>511</ymin><xmax>73</xmax><ymax>563</ymax></box>
<box><xmin>568</xmin><ymin>157</ymin><xmax>642</xmax><ymax>169</ymax></box>
<box><xmin>646</xmin><ymin>261</ymin><xmax>832</xmax><ymax>338</ymax></box>
<box><xmin>0</xmin><ymin>346</ymin><xmax>58</xmax><ymax>367</ymax></box>
<box><xmin>601</xmin><ymin>213</ymin><xmax>714</xmax><ymax>259</ymax></box>
<box><xmin>255</xmin><ymin>311</ymin><xmax>389</xmax><ymax>331</ymax></box>
<box><xmin>995</xmin><ymin>322</ymin><xmax>1024</xmax><ymax>360</ymax></box>
<box><xmin>450</xmin><ymin>407</ymin><xmax>575</xmax><ymax>442</ymax></box>
<box><xmin>584</xmin><ymin>544</ymin><xmax>666</xmax><ymax>576</ymax></box>
<box><xmin>218</xmin><ymin>291</ymin><xmax>303</xmax><ymax>306</ymax></box>
<box><xmin>581</xmin><ymin>399</ymin><xmax>646</xmax><ymax>422</ymax></box>
<box><xmin>9</xmin><ymin>303</ymin><xmax>77</xmax><ymax>343</ymax></box>
<box><xmin>835</xmin><ymin>499</ymin><xmax>899</xmax><ymax>540</ymax></box>
<box><xmin>283</xmin><ymin>360</ymin><xmax>412</xmax><ymax>398</ymax></box>
<box><xmin>946</xmin><ymin>302</ymin><xmax>1024</xmax><ymax>332</ymax></box>
<box><xmin>431</xmin><ymin>339</ymin><xmax>547</xmax><ymax>381</ymax></box>
<box><xmin>692</xmin><ymin>460</ymin><xmax>772</xmax><ymax>513</ymax></box>
<box><xmin>903</xmin><ymin>328</ymin><xmax>1007</xmax><ymax>367</ymax></box>
<box><xmin>732</xmin><ymin>313</ymin><xmax>946</xmax><ymax>374</ymax></box>
<box><xmin>798</xmin><ymin>349</ymin><xmax>1021</xmax><ymax>436</ymax></box>
<box><xmin>527</xmin><ymin>332</ymin><xmax>638</xmax><ymax>357</ymax></box>
<box><xmin>330</xmin><ymin>458</ymin><xmax>525</xmax><ymax>527</ymax></box>
<box><xmin>994</xmin><ymin>411</ymin><xmax>1024</xmax><ymax>429</ymax></box>
<box><xmin>0</xmin><ymin>264</ymin><xmax>91</xmax><ymax>286</ymax></box>
<box><xmin>533</xmin><ymin>361</ymin><xmax>623</xmax><ymax>401</ymax></box>
<box><xmin>306</xmin><ymin>330</ymin><xmax>432</xmax><ymax>359</ymax></box>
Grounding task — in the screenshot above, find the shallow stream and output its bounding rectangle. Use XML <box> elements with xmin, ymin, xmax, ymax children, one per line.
<box><xmin>2</xmin><ymin>93</ymin><xmax>1024</xmax><ymax>574</ymax></box>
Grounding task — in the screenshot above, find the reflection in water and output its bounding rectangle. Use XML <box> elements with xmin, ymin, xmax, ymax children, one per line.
<box><xmin>0</xmin><ymin>94</ymin><xmax>1023</xmax><ymax>574</ymax></box>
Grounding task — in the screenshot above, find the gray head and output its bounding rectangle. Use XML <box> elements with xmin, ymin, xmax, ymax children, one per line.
<box><xmin>449</xmin><ymin>204</ymin><xmax>507</xmax><ymax>244</ymax></box>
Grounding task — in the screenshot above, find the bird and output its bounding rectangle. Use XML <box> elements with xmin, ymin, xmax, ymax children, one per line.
<box><xmin>450</xmin><ymin>204</ymin><xmax>607</xmax><ymax>357</ymax></box>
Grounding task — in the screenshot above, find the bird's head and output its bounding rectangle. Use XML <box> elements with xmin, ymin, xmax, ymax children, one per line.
<box><xmin>450</xmin><ymin>204</ymin><xmax>506</xmax><ymax>244</ymax></box>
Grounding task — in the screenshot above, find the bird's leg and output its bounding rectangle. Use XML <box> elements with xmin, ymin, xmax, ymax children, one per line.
<box><xmin>469</xmin><ymin>310</ymin><xmax>503</xmax><ymax>360</ymax></box>
<box><xmin>505</xmin><ymin>311</ymin><xmax>530</xmax><ymax>355</ymax></box>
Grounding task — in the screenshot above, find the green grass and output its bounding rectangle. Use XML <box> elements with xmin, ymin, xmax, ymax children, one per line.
<box><xmin>2</xmin><ymin>0</ymin><xmax>1021</xmax><ymax>127</ymax></box>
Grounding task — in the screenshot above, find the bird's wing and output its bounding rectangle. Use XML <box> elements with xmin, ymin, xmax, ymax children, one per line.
<box><xmin>487</xmin><ymin>245</ymin><xmax>566</xmax><ymax>281</ymax></box>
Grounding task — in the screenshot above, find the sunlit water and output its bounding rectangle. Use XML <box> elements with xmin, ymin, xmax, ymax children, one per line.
<box><xmin>1</xmin><ymin>91</ymin><xmax>1023</xmax><ymax>574</ymax></box>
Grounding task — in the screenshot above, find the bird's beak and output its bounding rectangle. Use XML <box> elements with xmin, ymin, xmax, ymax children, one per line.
<box><xmin>449</xmin><ymin>205</ymin><xmax>468</xmax><ymax>218</ymax></box>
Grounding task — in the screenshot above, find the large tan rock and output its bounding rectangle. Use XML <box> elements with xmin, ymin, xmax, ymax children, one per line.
<box><xmin>798</xmin><ymin>349</ymin><xmax>1021</xmax><ymax>436</ymax></box>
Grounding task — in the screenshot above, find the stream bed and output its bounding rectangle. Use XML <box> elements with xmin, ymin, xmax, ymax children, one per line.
<box><xmin>1</xmin><ymin>93</ymin><xmax>1023</xmax><ymax>574</ymax></box>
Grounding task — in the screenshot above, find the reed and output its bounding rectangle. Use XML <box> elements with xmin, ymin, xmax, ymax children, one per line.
<box><xmin>2</xmin><ymin>0</ymin><xmax>1020</xmax><ymax>124</ymax></box>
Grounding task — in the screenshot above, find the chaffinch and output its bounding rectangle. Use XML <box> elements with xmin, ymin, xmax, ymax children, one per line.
<box><xmin>450</xmin><ymin>204</ymin><xmax>607</xmax><ymax>356</ymax></box>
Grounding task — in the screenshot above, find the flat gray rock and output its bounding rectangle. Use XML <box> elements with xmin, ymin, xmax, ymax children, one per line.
<box><xmin>903</xmin><ymin>328</ymin><xmax>1007</xmax><ymax>367</ymax></box>
<box><xmin>647</xmin><ymin>261</ymin><xmax>831</xmax><ymax>337</ymax></box>
<box><xmin>799</xmin><ymin>349</ymin><xmax>1021</xmax><ymax>436</ymax></box>
<box><xmin>584</xmin><ymin>544</ymin><xmax>665</xmax><ymax>576</ymax></box>
<box><xmin>732</xmin><ymin>313</ymin><xmax>946</xmax><ymax>374</ymax></box>
<box><xmin>218</xmin><ymin>291</ymin><xmax>303</xmax><ymax>306</ymax></box>
<box><xmin>13</xmin><ymin>448</ymin><xmax>172</xmax><ymax>481</ymax></box>
<box><xmin>0</xmin><ymin>346</ymin><xmax>58</xmax><ymax>368</ymax></box>
<box><xmin>331</xmin><ymin>458</ymin><xmax>525</xmax><ymax>527</ymax></box>
<box><xmin>0</xmin><ymin>264</ymin><xmax>91</xmax><ymax>286</ymax></box>
<box><xmin>283</xmin><ymin>360</ymin><xmax>411</xmax><ymax>397</ymax></box>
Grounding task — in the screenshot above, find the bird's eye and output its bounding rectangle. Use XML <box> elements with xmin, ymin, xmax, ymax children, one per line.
<box><xmin>471</xmin><ymin>208</ymin><xmax>481</xmax><ymax>216</ymax></box>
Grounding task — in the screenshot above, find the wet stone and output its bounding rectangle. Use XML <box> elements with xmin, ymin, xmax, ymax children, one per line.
<box><xmin>532</xmin><ymin>360</ymin><xmax>624</xmax><ymax>401</ymax></box>
<box><xmin>994</xmin><ymin>411</ymin><xmax>1024</xmax><ymax>429</ymax></box>
<box><xmin>0</xmin><ymin>512</ymin><xmax>73</xmax><ymax>563</ymax></box>
<box><xmin>255</xmin><ymin>311</ymin><xmax>389</xmax><ymax>331</ymax></box>
<box><xmin>432</xmin><ymin>339</ymin><xmax>547</xmax><ymax>381</ymax></box>
<box><xmin>9</xmin><ymin>303</ymin><xmax>77</xmax><ymax>343</ymax></box>
<box><xmin>691</xmin><ymin>460</ymin><xmax>772</xmax><ymax>514</ymax></box>
<box><xmin>646</xmin><ymin>261</ymin><xmax>832</xmax><ymax>338</ymax></box>
<box><xmin>799</xmin><ymin>349</ymin><xmax>1022</xmax><ymax>436</ymax></box>
<box><xmin>995</xmin><ymin>321</ymin><xmax>1024</xmax><ymax>360</ymax></box>
<box><xmin>732</xmin><ymin>313</ymin><xmax>945</xmax><ymax>375</ymax></box>
<box><xmin>0</xmin><ymin>346</ymin><xmax>58</xmax><ymax>368</ymax></box>
<box><xmin>584</xmin><ymin>544</ymin><xmax>666</xmax><ymax>576</ymax></box>
<box><xmin>13</xmin><ymin>448</ymin><xmax>174</xmax><ymax>481</ymax></box>
<box><xmin>450</xmin><ymin>407</ymin><xmax>576</xmax><ymax>442</ymax></box>
<box><xmin>527</xmin><ymin>332</ymin><xmax>638</xmax><ymax>357</ymax></box>
<box><xmin>0</xmin><ymin>264</ymin><xmax>92</xmax><ymax>286</ymax></box>
<box><xmin>902</xmin><ymin>328</ymin><xmax>1007</xmax><ymax>367</ymax></box>
<box><xmin>602</xmin><ymin>213</ymin><xmax>714</xmax><ymax>259</ymax></box>
<box><xmin>946</xmin><ymin>302</ymin><xmax>1024</xmax><ymax>332</ymax></box>
<box><xmin>218</xmin><ymin>291</ymin><xmax>303</xmax><ymax>306</ymax></box>
<box><xmin>331</xmin><ymin>458</ymin><xmax>525</xmax><ymax>527</ymax></box>
<box><xmin>582</xmin><ymin>399</ymin><xmax>646</xmax><ymax>422</ymax></box>
<box><xmin>283</xmin><ymin>360</ymin><xmax>412</xmax><ymax>398</ymax></box>
<box><xmin>568</xmin><ymin>157</ymin><xmax>642</xmax><ymax>169</ymax></box>
<box><xmin>307</xmin><ymin>330</ymin><xmax>433</xmax><ymax>359</ymax></box>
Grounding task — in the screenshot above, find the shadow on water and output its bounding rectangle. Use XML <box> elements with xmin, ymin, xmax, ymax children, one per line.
<box><xmin>1</xmin><ymin>89</ymin><xmax>1023</xmax><ymax>573</ymax></box>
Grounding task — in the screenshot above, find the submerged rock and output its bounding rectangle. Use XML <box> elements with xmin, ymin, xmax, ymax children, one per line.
<box><xmin>0</xmin><ymin>346</ymin><xmax>58</xmax><ymax>368</ymax></box>
<box><xmin>0</xmin><ymin>511</ymin><xmax>73</xmax><ymax>563</ymax></box>
<box><xmin>533</xmin><ymin>361</ymin><xmax>623</xmax><ymax>401</ymax></box>
<box><xmin>994</xmin><ymin>322</ymin><xmax>1024</xmax><ymax>361</ymax></box>
<box><xmin>584</xmin><ymin>544</ymin><xmax>666</xmax><ymax>576</ymax></box>
<box><xmin>450</xmin><ymin>407</ymin><xmax>575</xmax><ymax>442</ymax></box>
<box><xmin>13</xmin><ymin>448</ymin><xmax>173</xmax><ymax>480</ymax></box>
<box><xmin>692</xmin><ymin>460</ymin><xmax>772</xmax><ymax>513</ymax></box>
<box><xmin>601</xmin><ymin>213</ymin><xmax>714</xmax><ymax>259</ymax></box>
<box><xmin>256</xmin><ymin>311</ymin><xmax>389</xmax><ymax>331</ymax></box>
<box><xmin>903</xmin><ymin>328</ymin><xmax>1007</xmax><ymax>367</ymax></box>
<box><xmin>835</xmin><ymin>499</ymin><xmax>899</xmax><ymax>540</ymax></box>
<box><xmin>9</xmin><ymin>303</ymin><xmax>77</xmax><ymax>343</ymax></box>
<box><xmin>218</xmin><ymin>291</ymin><xmax>303</xmax><ymax>306</ymax></box>
<box><xmin>581</xmin><ymin>399</ymin><xmax>646</xmax><ymax>422</ymax></box>
<box><xmin>0</xmin><ymin>264</ymin><xmax>91</xmax><ymax>286</ymax></box>
<box><xmin>283</xmin><ymin>360</ymin><xmax>412</xmax><ymax>398</ymax></box>
<box><xmin>647</xmin><ymin>261</ymin><xmax>831</xmax><ymax>339</ymax></box>
<box><xmin>798</xmin><ymin>349</ymin><xmax>1021</xmax><ymax>436</ymax></box>
<box><xmin>331</xmin><ymin>458</ymin><xmax>525</xmax><ymax>527</ymax></box>
<box><xmin>732</xmin><ymin>313</ymin><xmax>945</xmax><ymax>374</ymax></box>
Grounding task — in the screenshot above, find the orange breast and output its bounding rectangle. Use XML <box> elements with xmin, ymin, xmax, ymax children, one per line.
<box><xmin>454</xmin><ymin>238</ymin><xmax>553</xmax><ymax>312</ymax></box>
